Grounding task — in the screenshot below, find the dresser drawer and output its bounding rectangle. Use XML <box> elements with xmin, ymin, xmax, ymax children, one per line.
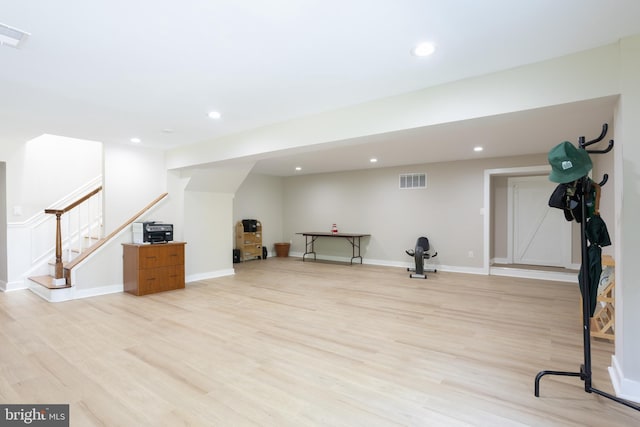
<box><xmin>138</xmin><ymin>244</ymin><xmax>184</xmax><ymax>269</ymax></box>
<box><xmin>137</xmin><ymin>265</ymin><xmax>185</xmax><ymax>295</ymax></box>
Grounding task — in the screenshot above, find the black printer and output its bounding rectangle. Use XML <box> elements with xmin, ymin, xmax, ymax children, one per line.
<box><xmin>133</xmin><ymin>221</ymin><xmax>173</xmax><ymax>244</ymax></box>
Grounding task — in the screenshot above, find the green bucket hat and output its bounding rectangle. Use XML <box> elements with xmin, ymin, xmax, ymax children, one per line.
<box><xmin>548</xmin><ymin>141</ymin><xmax>592</xmax><ymax>183</ymax></box>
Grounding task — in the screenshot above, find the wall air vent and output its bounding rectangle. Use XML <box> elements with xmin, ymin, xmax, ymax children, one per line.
<box><xmin>0</xmin><ymin>23</ymin><xmax>30</xmax><ymax>48</ymax></box>
<box><xmin>399</xmin><ymin>173</ymin><xmax>427</xmax><ymax>189</ymax></box>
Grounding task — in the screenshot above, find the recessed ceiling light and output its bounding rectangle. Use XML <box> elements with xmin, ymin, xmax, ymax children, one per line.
<box><xmin>370</xmin><ymin>158</ymin><xmax>378</xmax><ymax>163</ymax></box>
<box><xmin>474</xmin><ymin>146</ymin><xmax>483</xmax><ymax>152</ymax></box>
<box><xmin>208</xmin><ymin>111</ymin><xmax>221</xmax><ymax>119</ymax></box>
<box><xmin>130</xmin><ymin>137</ymin><xmax>141</xmax><ymax>143</ymax></box>
<box><xmin>412</xmin><ymin>42</ymin><xmax>435</xmax><ymax>57</ymax></box>
<box><xmin>0</xmin><ymin>23</ymin><xmax>30</xmax><ymax>48</ymax></box>
<box><xmin>295</xmin><ymin>166</ymin><xmax>302</xmax><ymax>171</ymax></box>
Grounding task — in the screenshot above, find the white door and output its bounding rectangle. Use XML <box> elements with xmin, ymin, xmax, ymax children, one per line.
<box><xmin>508</xmin><ymin>176</ymin><xmax>571</xmax><ymax>267</ymax></box>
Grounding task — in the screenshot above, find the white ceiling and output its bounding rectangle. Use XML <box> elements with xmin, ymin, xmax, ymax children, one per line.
<box><xmin>2</xmin><ymin>1</ymin><xmax>639</xmax><ymax>176</ymax></box>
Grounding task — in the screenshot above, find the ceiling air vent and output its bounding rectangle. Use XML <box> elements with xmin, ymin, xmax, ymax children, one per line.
<box><xmin>399</xmin><ymin>173</ymin><xmax>427</xmax><ymax>189</ymax></box>
<box><xmin>0</xmin><ymin>23</ymin><xmax>30</xmax><ymax>48</ymax></box>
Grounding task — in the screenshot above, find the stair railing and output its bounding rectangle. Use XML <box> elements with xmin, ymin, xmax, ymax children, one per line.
<box><xmin>44</xmin><ymin>186</ymin><xmax>103</xmax><ymax>281</ymax></box>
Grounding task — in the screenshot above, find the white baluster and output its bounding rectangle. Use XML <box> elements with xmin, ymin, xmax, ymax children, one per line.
<box><xmin>87</xmin><ymin>197</ymin><xmax>91</xmax><ymax>248</ymax></box>
<box><xmin>78</xmin><ymin>205</ymin><xmax>82</xmax><ymax>255</ymax></box>
<box><xmin>66</xmin><ymin>212</ymin><xmax>71</xmax><ymax>261</ymax></box>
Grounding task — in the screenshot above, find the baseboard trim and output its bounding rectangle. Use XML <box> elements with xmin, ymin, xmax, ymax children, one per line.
<box><xmin>3</xmin><ymin>280</ymin><xmax>28</xmax><ymax>292</ymax></box>
<box><xmin>73</xmin><ymin>284</ymin><xmax>124</xmax><ymax>300</ymax></box>
<box><xmin>186</xmin><ymin>269</ymin><xmax>235</xmax><ymax>283</ymax></box>
<box><xmin>609</xmin><ymin>355</ymin><xmax>640</xmax><ymax>404</ymax></box>
<box><xmin>289</xmin><ymin>253</ymin><xmax>576</xmax><ymax>281</ymax></box>
<box><xmin>437</xmin><ymin>264</ymin><xmax>486</xmax><ymax>275</ymax></box>
<box><xmin>288</xmin><ymin>252</ymin><xmax>486</xmax><ymax>276</ymax></box>
<box><xmin>25</xmin><ymin>268</ymin><xmax>236</xmax><ymax>302</ymax></box>
<box><xmin>490</xmin><ymin>266</ymin><xmax>577</xmax><ymax>283</ymax></box>
<box><xmin>28</xmin><ymin>282</ymin><xmax>124</xmax><ymax>302</ymax></box>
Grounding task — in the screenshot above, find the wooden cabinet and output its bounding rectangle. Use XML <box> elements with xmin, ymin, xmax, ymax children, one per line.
<box><xmin>590</xmin><ymin>255</ymin><xmax>615</xmax><ymax>342</ymax></box>
<box><xmin>235</xmin><ymin>220</ymin><xmax>263</xmax><ymax>261</ymax></box>
<box><xmin>123</xmin><ymin>242</ymin><xmax>186</xmax><ymax>296</ymax></box>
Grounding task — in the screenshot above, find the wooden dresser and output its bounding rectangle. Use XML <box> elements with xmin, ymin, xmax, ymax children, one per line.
<box><xmin>123</xmin><ymin>242</ymin><xmax>186</xmax><ymax>296</ymax></box>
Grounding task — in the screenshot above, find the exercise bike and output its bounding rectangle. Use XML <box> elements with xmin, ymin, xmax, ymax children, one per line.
<box><xmin>406</xmin><ymin>236</ymin><xmax>437</xmax><ymax>279</ymax></box>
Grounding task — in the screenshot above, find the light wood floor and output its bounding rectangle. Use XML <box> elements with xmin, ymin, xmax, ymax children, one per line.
<box><xmin>1</xmin><ymin>258</ymin><xmax>638</xmax><ymax>426</ymax></box>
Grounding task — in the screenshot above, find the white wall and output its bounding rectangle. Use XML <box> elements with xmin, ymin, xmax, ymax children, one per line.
<box><xmin>591</xmin><ymin>140</ymin><xmax>616</xmax><ymax>258</ymax></box>
<box><xmin>72</xmin><ymin>226</ymin><xmax>135</xmax><ymax>296</ymax></box>
<box><xmin>7</xmin><ymin>134</ymin><xmax>102</xmax><ymax>221</ymax></box>
<box><xmin>183</xmin><ymin>191</ymin><xmax>234</xmax><ymax>281</ymax></box>
<box><xmin>281</xmin><ymin>154</ymin><xmax>546</xmax><ymax>270</ymax></box>
<box><xmin>491</xmin><ymin>176</ymin><xmax>508</xmax><ymax>261</ymax></box>
<box><xmin>102</xmin><ymin>143</ymin><xmax>167</xmax><ymax>233</ymax></box>
<box><xmin>234</xmin><ymin>173</ymin><xmax>284</xmax><ymax>257</ymax></box>
<box><xmin>611</xmin><ymin>34</ymin><xmax>640</xmax><ymax>402</ymax></box>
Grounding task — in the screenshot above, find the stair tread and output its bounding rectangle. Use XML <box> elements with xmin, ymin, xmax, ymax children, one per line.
<box><xmin>29</xmin><ymin>275</ymin><xmax>71</xmax><ymax>289</ymax></box>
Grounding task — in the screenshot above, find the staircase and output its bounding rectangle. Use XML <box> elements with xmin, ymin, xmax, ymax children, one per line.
<box><xmin>27</xmin><ymin>185</ymin><xmax>103</xmax><ymax>300</ymax></box>
<box><xmin>27</xmin><ymin>190</ymin><xmax>168</xmax><ymax>302</ymax></box>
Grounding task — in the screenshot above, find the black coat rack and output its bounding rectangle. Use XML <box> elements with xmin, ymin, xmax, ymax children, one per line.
<box><xmin>534</xmin><ymin>124</ymin><xmax>640</xmax><ymax>412</ymax></box>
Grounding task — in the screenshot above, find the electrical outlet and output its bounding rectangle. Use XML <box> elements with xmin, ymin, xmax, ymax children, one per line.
<box><xmin>468</xmin><ymin>251</ymin><xmax>474</xmax><ymax>258</ymax></box>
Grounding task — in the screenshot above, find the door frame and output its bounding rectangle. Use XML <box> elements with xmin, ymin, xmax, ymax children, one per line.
<box><xmin>483</xmin><ymin>165</ymin><xmax>552</xmax><ymax>275</ymax></box>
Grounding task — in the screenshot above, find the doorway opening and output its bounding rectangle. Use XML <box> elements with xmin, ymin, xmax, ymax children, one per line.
<box><xmin>484</xmin><ymin>165</ymin><xmax>578</xmax><ymax>282</ymax></box>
